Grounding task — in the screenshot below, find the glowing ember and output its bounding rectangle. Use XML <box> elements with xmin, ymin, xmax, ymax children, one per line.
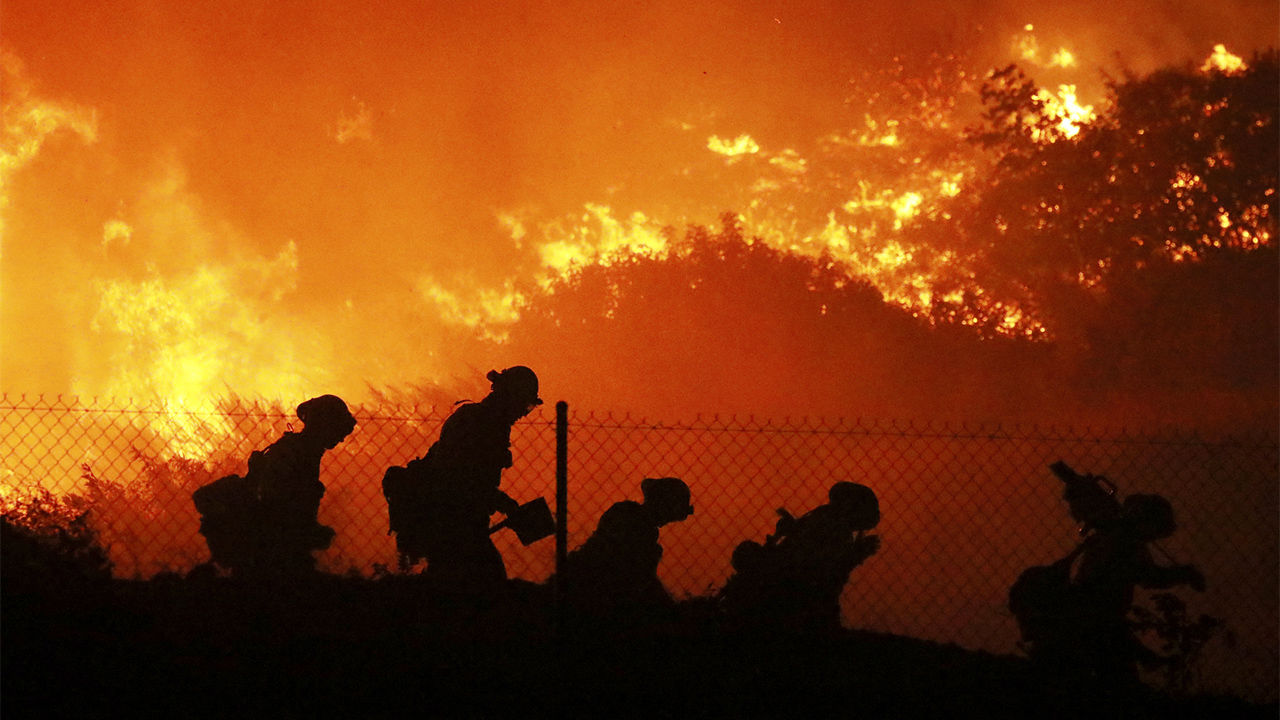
<box><xmin>333</xmin><ymin>100</ymin><xmax>373</xmax><ymax>144</ymax></box>
<box><xmin>707</xmin><ymin>134</ymin><xmax>761</xmax><ymax>157</ymax></box>
<box><xmin>1014</xmin><ymin>25</ymin><xmax>1077</xmax><ymax>69</ymax></box>
<box><xmin>1202</xmin><ymin>44</ymin><xmax>1247</xmax><ymax>74</ymax></box>
<box><xmin>101</xmin><ymin>219</ymin><xmax>133</xmax><ymax>249</ymax></box>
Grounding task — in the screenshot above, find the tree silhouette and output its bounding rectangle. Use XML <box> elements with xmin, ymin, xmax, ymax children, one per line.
<box><xmin>930</xmin><ymin>51</ymin><xmax>1277</xmax><ymax>326</ymax></box>
<box><xmin>504</xmin><ymin>214</ymin><xmax>1052</xmax><ymax>419</ymax></box>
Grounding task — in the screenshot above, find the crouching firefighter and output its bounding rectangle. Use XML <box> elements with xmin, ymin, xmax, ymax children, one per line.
<box><xmin>720</xmin><ymin>481</ymin><xmax>881</xmax><ymax>634</ymax></box>
<box><xmin>1008</xmin><ymin>462</ymin><xmax>1206</xmax><ymax>693</ymax></box>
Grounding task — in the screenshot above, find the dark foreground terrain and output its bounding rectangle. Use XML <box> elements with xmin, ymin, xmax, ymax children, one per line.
<box><xmin>3</xmin><ymin>520</ymin><xmax>1273</xmax><ymax>719</ymax></box>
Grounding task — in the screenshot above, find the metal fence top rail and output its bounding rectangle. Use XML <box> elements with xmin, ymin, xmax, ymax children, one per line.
<box><xmin>563</xmin><ymin>417</ymin><xmax>1278</xmax><ymax>448</ymax></box>
<box><xmin>2</xmin><ymin>393</ymin><xmax>1275</xmax><ymax>450</ymax></box>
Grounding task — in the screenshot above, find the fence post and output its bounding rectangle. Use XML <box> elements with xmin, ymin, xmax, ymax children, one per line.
<box><xmin>554</xmin><ymin>401</ymin><xmax>568</xmax><ymax>622</ymax></box>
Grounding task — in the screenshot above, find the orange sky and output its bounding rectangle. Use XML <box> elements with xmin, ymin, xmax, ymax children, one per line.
<box><xmin>2</xmin><ymin>0</ymin><xmax>1276</xmax><ymax>407</ymax></box>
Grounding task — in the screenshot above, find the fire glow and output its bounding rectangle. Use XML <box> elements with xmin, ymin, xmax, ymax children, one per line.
<box><xmin>1</xmin><ymin>3</ymin><xmax>1276</xmax><ymax>463</ymax></box>
<box><xmin>1</xmin><ymin>10</ymin><xmax>1275</xmax><ymax>706</ymax></box>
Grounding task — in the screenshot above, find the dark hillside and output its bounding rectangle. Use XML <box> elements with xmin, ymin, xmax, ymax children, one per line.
<box><xmin>3</xmin><ymin>517</ymin><xmax>1272</xmax><ymax>719</ymax></box>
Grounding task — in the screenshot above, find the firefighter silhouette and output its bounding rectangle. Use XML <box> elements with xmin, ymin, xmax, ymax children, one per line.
<box><xmin>192</xmin><ymin>394</ymin><xmax>356</xmax><ymax>576</ymax></box>
<box><xmin>561</xmin><ymin>476</ymin><xmax>694</xmax><ymax>627</ymax></box>
<box><xmin>1009</xmin><ymin>464</ymin><xmax>1206</xmax><ymax>692</ymax></box>
<box><xmin>385</xmin><ymin>366</ymin><xmax>542</xmax><ymax>589</ymax></box>
<box><xmin>720</xmin><ymin>481</ymin><xmax>881</xmax><ymax>633</ymax></box>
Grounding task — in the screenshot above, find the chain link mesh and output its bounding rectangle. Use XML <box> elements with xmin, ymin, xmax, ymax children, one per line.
<box><xmin>1</xmin><ymin>395</ymin><xmax>1275</xmax><ymax>702</ymax></box>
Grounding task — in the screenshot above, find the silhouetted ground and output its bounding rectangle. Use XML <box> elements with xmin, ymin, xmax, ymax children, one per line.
<box><xmin>4</xmin><ymin>519</ymin><xmax>1274</xmax><ymax>719</ymax></box>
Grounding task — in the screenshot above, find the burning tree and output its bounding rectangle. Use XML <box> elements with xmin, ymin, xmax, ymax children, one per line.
<box><xmin>941</xmin><ymin>51</ymin><xmax>1279</xmax><ymax>415</ymax></box>
<box><xmin>933</xmin><ymin>49</ymin><xmax>1277</xmax><ymax>329</ymax></box>
<box><xmin>502</xmin><ymin>214</ymin><xmax>1053</xmax><ymax>419</ymax></box>
<box><xmin>486</xmin><ymin>50</ymin><xmax>1278</xmax><ymax>426</ymax></box>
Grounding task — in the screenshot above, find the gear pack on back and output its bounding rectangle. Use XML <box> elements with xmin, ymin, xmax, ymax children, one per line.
<box><xmin>192</xmin><ymin>456</ymin><xmax>267</xmax><ymax>572</ymax></box>
<box><xmin>382</xmin><ymin>454</ymin><xmax>440</xmax><ymax>562</ymax></box>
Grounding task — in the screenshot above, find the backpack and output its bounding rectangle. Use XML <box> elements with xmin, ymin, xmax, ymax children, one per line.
<box><xmin>192</xmin><ymin>471</ymin><xmax>262</xmax><ymax>569</ymax></box>
<box><xmin>1008</xmin><ymin>544</ymin><xmax>1085</xmax><ymax>647</ymax></box>
<box><xmin>381</xmin><ymin>456</ymin><xmax>439</xmax><ymax>559</ymax></box>
<box><xmin>381</xmin><ymin>463</ymin><xmax>416</xmax><ymax>535</ymax></box>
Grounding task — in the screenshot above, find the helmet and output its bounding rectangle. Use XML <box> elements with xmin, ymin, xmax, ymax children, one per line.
<box><xmin>828</xmin><ymin>482</ymin><xmax>880</xmax><ymax>530</ymax></box>
<box><xmin>641</xmin><ymin>476</ymin><xmax>693</xmax><ymax>520</ymax></box>
<box><xmin>1123</xmin><ymin>494</ymin><xmax>1176</xmax><ymax>540</ymax></box>
<box><xmin>296</xmin><ymin>395</ymin><xmax>356</xmax><ymax>435</ymax></box>
<box><xmin>487</xmin><ymin>366</ymin><xmax>543</xmax><ymax>406</ymax></box>
<box><xmin>731</xmin><ymin>539</ymin><xmax>766</xmax><ymax>573</ymax></box>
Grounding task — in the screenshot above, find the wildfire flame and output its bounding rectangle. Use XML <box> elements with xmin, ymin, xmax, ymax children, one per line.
<box><xmin>1032</xmin><ymin>84</ymin><xmax>1095</xmax><ymax>140</ymax></box>
<box><xmin>1</xmin><ymin>9</ymin><xmax>1274</xmax><ymax>465</ymax></box>
<box><xmin>0</xmin><ymin>9</ymin><xmax>1276</xmax><ymax>637</ymax></box>
<box><xmin>417</xmin><ymin>35</ymin><xmax>1270</xmax><ymax>347</ymax></box>
<box><xmin>88</xmin><ymin>239</ymin><xmax>322</xmax><ymax>456</ymax></box>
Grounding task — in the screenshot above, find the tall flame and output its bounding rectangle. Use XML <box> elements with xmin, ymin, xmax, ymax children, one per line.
<box><xmin>89</xmin><ymin>240</ymin><xmax>322</xmax><ymax>457</ymax></box>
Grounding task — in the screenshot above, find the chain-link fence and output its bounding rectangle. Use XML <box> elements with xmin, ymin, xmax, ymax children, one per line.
<box><xmin>1</xmin><ymin>395</ymin><xmax>1275</xmax><ymax>702</ymax></box>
